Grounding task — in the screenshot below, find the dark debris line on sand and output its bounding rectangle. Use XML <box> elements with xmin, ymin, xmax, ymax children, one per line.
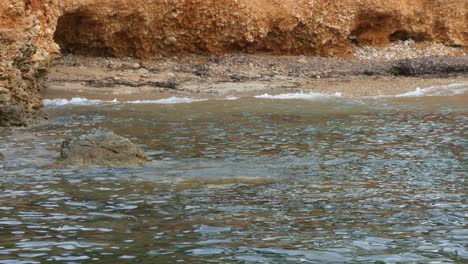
<box><xmin>46</xmin><ymin>78</ymin><xmax>178</xmax><ymax>90</ymax></box>
<box><xmin>389</xmin><ymin>56</ymin><xmax>468</xmax><ymax>77</ymax></box>
<box><xmin>330</xmin><ymin>56</ymin><xmax>468</xmax><ymax>77</ymax></box>
<box><xmin>173</xmin><ymin>54</ymin><xmax>468</xmax><ymax>78</ymax></box>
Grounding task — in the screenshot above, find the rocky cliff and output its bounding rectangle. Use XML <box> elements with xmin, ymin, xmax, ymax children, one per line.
<box><xmin>1</xmin><ymin>0</ymin><xmax>467</xmax><ymax>126</ymax></box>
<box><xmin>55</xmin><ymin>0</ymin><xmax>467</xmax><ymax>58</ymax></box>
<box><xmin>0</xmin><ymin>0</ymin><xmax>59</xmax><ymax>126</ymax></box>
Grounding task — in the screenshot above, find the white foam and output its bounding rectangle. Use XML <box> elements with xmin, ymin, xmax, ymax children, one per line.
<box><xmin>43</xmin><ymin>97</ymin><xmax>117</xmax><ymax>107</ymax></box>
<box><xmin>367</xmin><ymin>83</ymin><xmax>468</xmax><ymax>99</ymax></box>
<box><xmin>43</xmin><ymin>97</ymin><xmax>206</xmax><ymax>107</ymax></box>
<box><xmin>127</xmin><ymin>97</ymin><xmax>207</xmax><ymax>104</ymax></box>
<box><xmin>255</xmin><ymin>92</ymin><xmax>342</xmax><ymax>100</ymax></box>
<box><xmin>224</xmin><ymin>96</ymin><xmax>240</xmax><ymax>101</ymax></box>
<box><xmin>394</xmin><ymin>83</ymin><xmax>467</xmax><ymax>97</ymax></box>
<box><xmin>41</xmin><ymin>83</ymin><xmax>468</xmax><ymax>108</ymax></box>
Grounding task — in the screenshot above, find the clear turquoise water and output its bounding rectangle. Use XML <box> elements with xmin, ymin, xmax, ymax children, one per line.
<box><xmin>0</xmin><ymin>93</ymin><xmax>467</xmax><ymax>263</ymax></box>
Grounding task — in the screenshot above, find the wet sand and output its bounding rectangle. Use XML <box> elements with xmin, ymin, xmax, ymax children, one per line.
<box><xmin>42</xmin><ymin>54</ymin><xmax>468</xmax><ymax>100</ymax></box>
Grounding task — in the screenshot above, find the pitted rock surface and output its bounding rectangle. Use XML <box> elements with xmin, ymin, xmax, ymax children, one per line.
<box><xmin>1</xmin><ymin>0</ymin><xmax>466</xmax><ymax>126</ymax></box>
<box><xmin>56</xmin><ymin>128</ymin><xmax>147</xmax><ymax>167</ymax></box>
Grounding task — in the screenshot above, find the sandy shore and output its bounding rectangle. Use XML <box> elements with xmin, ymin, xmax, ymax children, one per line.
<box><xmin>42</xmin><ymin>54</ymin><xmax>468</xmax><ymax>100</ymax></box>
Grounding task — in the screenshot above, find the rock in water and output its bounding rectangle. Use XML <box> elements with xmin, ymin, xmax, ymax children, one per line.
<box><xmin>56</xmin><ymin>128</ymin><xmax>147</xmax><ymax>167</ymax></box>
<box><xmin>0</xmin><ymin>153</ymin><xmax>4</xmax><ymax>160</ymax></box>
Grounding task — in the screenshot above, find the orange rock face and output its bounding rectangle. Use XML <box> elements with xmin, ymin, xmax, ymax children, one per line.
<box><xmin>0</xmin><ymin>0</ymin><xmax>467</xmax><ymax>126</ymax></box>
<box><xmin>0</xmin><ymin>0</ymin><xmax>59</xmax><ymax>126</ymax></box>
<box><xmin>53</xmin><ymin>0</ymin><xmax>467</xmax><ymax>58</ymax></box>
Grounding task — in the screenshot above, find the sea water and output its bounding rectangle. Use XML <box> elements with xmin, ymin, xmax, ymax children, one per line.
<box><xmin>0</xmin><ymin>85</ymin><xmax>467</xmax><ymax>263</ymax></box>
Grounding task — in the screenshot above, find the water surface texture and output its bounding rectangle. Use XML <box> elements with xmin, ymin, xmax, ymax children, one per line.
<box><xmin>0</xmin><ymin>91</ymin><xmax>467</xmax><ymax>263</ymax></box>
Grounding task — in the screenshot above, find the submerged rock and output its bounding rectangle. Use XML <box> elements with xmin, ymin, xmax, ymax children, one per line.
<box><xmin>56</xmin><ymin>128</ymin><xmax>147</xmax><ymax>167</ymax></box>
<box><xmin>0</xmin><ymin>153</ymin><xmax>4</xmax><ymax>160</ymax></box>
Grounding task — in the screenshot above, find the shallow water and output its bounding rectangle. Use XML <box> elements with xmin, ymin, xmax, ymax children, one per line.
<box><xmin>0</xmin><ymin>91</ymin><xmax>467</xmax><ymax>263</ymax></box>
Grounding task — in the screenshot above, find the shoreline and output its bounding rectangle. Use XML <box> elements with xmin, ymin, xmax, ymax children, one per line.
<box><xmin>42</xmin><ymin>54</ymin><xmax>468</xmax><ymax>101</ymax></box>
<box><xmin>2</xmin><ymin>0</ymin><xmax>467</xmax><ymax>127</ymax></box>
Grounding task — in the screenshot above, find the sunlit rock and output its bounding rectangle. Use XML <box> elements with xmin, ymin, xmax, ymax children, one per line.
<box><xmin>0</xmin><ymin>0</ymin><xmax>466</xmax><ymax>126</ymax></box>
<box><xmin>55</xmin><ymin>128</ymin><xmax>147</xmax><ymax>167</ymax></box>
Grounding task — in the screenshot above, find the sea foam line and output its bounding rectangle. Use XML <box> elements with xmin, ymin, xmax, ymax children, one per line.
<box><xmin>394</xmin><ymin>83</ymin><xmax>467</xmax><ymax>97</ymax></box>
<box><xmin>43</xmin><ymin>97</ymin><xmax>206</xmax><ymax>107</ymax></box>
<box><xmin>43</xmin><ymin>97</ymin><xmax>117</xmax><ymax>107</ymax></box>
<box><xmin>369</xmin><ymin>83</ymin><xmax>467</xmax><ymax>98</ymax></box>
<box><xmin>254</xmin><ymin>92</ymin><xmax>342</xmax><ymax>100</ymax></box>
<box><xmin>127</xmin><ymin>97</ymin><xmax>207</xmax><ymax>104</ymax></box>
<box><xmin>42</xmin><ymin>83</ymin><xmax>468</xmax><ymax>107</ymax></box>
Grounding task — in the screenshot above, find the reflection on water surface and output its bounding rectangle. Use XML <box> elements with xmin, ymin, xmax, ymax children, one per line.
<box><xmin>0</xmin><ymin>94</ymin><xmax>467</xmax><ymax>263</ymax></box>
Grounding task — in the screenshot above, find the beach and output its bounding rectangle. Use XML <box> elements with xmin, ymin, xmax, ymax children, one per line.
<box><xmin>42</xmin><ymin>52</ymin><xmax>468</xmax><ymax>101</ymax></box>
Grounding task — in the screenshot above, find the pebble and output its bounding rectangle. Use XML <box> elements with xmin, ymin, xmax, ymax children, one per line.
<box><xmin>355</xmin><ymin>39</ymin><xmax>465</xmax><ymax>60</ymax></box>
<box><xmin>123</xmin><ymin>62</ymin><xmax>141</xmax><ymax>69</ymax></box>
<box><xmin>137</xmin><ymin>68</ymin><xmax>149</xmax><ymax>74</ymax></box>
<box><xmin>166</xmin><ymin>36</ymin><xmax>177</xmax><ymax>45</ymax></box>
<box><xmin>107</xmin><ymin>63</ymin><xmax>120</xmax><ymax>69</ymax></box>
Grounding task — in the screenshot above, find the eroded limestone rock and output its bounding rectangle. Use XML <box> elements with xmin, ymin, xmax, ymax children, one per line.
<box><xmin>0</xmin><ymin>106</ymin><xmax>48</xmax><ymax>127</ymax></box>
<box><xmin>56</xmin><ymin>128</ymin><xmax>147</xmax><ymax>167</ymax></box>
<box><xmin>53</xmin><ymin>0</ymin><xmax>467</xmax><ymax>58</ymax></box>
<box><xmin>0</xmin><ymin>0</ymin><xmax>466</xmax><ymax>126</ymax></box>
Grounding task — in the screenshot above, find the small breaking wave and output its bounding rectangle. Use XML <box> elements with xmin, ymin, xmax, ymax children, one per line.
<box><xmin>394</xmin><ymin>83</ymin><xmax>467</xmax><ymax>97</ymax></box>
<box><xmin>44</xmin><ymin>97</ymin><xmax>206</xmax><ymax>107</ymax></box>
<box><xmin>43</xmin><ymin>97</ymin><xmax>117</xmax><ymax>107</ymax></box>
<box><xmin>127</xmin><ymin>97</ymin><xmax>207</xmax><ymax>104</ymax></box>
<box><xmin>42</xmin><ymin>84</ymin><xmax>467</xmax><ymax>107</ymax></box>
<box><xmin>224</xmin><ymin>96</ymin><xmax>240</xmax><ymax>101</ymax></box>
<box><xmin>254</xmin><ymin>92</ymin><xmax>342</xmax><ymax>100</ymax></box>
<box><xmin>368</xmin><ymin>83</ymin><xmax>467</xmax><ymax>99</ymax></box>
